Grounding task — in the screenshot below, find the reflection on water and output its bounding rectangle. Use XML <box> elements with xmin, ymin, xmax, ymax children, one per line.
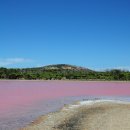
<box><xmin>0</xmin><ymin>80</ymin><xmax>130</xmax><ymax>130</ymax></box>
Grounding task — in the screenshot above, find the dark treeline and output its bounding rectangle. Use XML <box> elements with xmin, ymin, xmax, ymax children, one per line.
<box><xmin>0</xmin><ymin>66</ymin><xmax>130</xmax><ymax>81</ymax></box>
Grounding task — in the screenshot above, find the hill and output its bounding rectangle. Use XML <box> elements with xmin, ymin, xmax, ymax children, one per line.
<box><xmin>21</xmin><ymin>64</ymin><xmax>92</xmax><ymax>73</ymax></box>
<box><xmin>37</xmin><ymin>64</ymin><xmax>91</xmax><ymax>71</ymax></box>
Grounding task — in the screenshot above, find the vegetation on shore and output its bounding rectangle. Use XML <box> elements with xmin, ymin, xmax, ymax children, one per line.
<box><xmin>0</xmin><ymin>64</ymin><xmax>130</xmax><ymax>80</ymax></box>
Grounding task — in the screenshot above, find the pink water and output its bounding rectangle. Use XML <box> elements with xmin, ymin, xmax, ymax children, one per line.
<box><xmin>0</xmin><ymin>80</ymin><xmax>130</xmax><ymax>129</ymax></box>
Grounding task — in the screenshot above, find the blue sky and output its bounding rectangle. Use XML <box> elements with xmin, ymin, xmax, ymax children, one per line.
<box><xmin>0</xmin><ymin>0</ymin><xmax>130</xmax><ymax>70</ymax></box>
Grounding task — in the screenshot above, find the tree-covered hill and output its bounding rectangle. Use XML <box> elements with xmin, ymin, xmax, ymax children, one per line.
<box><xmin>0</xmin><ymin>64</ymin><xmax>130</xmax><ymax>80</ymax></box>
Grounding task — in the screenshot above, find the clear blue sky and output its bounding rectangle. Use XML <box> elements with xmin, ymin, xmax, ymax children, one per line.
<box><xmin>0</xmin><ymin>0</ymin><xmax>130</xmax><ymax>70</ymax></box>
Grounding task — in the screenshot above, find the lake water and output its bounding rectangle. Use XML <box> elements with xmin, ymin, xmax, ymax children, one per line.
<box><xmin>0</xmin><ymin>80</ymin><xmax>130</xmax><ymax>130</ymax></box>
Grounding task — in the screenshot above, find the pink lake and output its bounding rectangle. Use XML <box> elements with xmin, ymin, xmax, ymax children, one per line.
<box><xmin>0</xmin><ymin>80</ymin><xmax>130</xmax><ymax>129</ymax></box>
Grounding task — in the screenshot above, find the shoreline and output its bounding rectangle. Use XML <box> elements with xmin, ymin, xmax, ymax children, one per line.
<box><xmin>20</xmin><ymin>100</ymin><xmax>130</xmax><ymax>130</ymax></box>
<box><xmin>0</xmin><ymin>79</ymin><xmax>130</xmax><ymax>82</ymax></box>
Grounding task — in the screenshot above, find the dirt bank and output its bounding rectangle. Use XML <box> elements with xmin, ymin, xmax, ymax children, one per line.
<box><xmin>21</xmin><ymin>100</ymin><xmax>130</xmax><ymax>130</ymax></box>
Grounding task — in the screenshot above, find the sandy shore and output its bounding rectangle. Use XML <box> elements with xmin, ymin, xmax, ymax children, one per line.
<box><xmin>20</xmin><ymin>100</ymin><xmax>130</xmax><ymax>130</ymax></box>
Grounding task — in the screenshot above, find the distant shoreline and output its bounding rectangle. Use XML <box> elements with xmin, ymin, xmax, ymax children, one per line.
<box><xmin>0</xmin><ymin>79</ymin><xmax>130</xmax><ymax>82</ymax></box>
<box><xmin>1</xmin><ymin>64</ymin><xmax>130</xmax><ymax>81</ymax></box>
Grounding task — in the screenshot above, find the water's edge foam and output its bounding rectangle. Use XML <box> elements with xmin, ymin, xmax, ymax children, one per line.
<box><xmin>64</xmin><ymin>99</ymin><xmax>130</xmax><ymax>110</ymax></box>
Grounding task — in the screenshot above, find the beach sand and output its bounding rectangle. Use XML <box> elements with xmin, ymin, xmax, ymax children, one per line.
<box><xmin>20</xmin><ymin>100</ymin><xmax>130</xmax><ymax>130</ymax></box>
